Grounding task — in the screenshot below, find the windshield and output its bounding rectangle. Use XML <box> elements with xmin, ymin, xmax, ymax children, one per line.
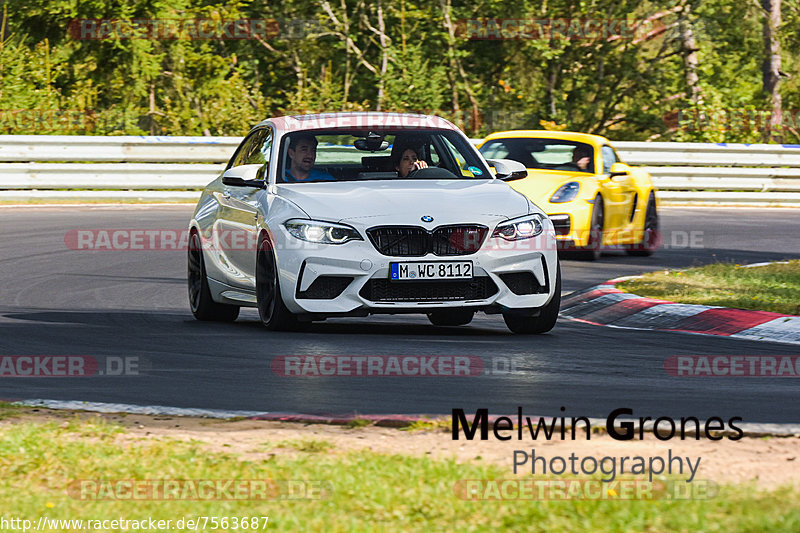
<box><xmin>479</xmin><ymin>138</ymin><xmax>595</xmax><ymax>174</ymax></box>
<box><xmin>277</xmin><ymin>129</ymin><xmax>491</xmax><ymax>183</ymax></box>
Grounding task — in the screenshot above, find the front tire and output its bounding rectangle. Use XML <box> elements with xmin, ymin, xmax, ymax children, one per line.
<box><xmin>570</xmin><ymin>195</ymin><xmax>603</xmax><ymax>261</ymax></box>
<box><xmin>626</xmin><ymin>192</ymin><xmax>660</xmax><ymax>256</ymax></box>
<box><xmin>503</xmin><ymin>262</ymin><xmax>561</xmax><ymax>334</ymax></box>
<box><xmin>188</xmin><ymin>231</ymin><xmax>240</xmax><ymax>322</ymax></box>
<box><xmin>256</xmin><ymin>233</ymin><xmax>301</xmax><ymax>331</ymax></box>
<box><xmin>427</xmin><ymin>309</ymin><xmax>475</xmax><ymax>327</ymax></box>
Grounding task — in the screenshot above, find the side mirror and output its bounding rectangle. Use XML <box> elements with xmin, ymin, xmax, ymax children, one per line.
<box><xmin>486</xmin><ymin>158</ymin><xmax>528</xmax><ymax>181</ymax></box>
<box><xmin>609</xmin><ymin>162</ymin><xmax>631</xmax><ymax>178</ymax></box>
<box><xmin>222</xmin><ymin>164</ymin><xmax>267</xmax><ymax>189</ymax></box>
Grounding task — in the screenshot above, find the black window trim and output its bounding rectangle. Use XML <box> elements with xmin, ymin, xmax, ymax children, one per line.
<box><xmin>275</xmin><ymin>128</ymin><xmax>489</xmax><ymax>183</ymax></box>
<box><xmin>226</xmin><ymin>126</ymin><xmax>273</xmax><ymax>171</ymax></box>
<box><xmin>601</xmin><ymin>144</ymin><xmax>619</xmax><ymax>174</ymax></box>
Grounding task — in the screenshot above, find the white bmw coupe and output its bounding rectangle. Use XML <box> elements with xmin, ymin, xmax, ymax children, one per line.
<box><xmin>188</xmin><ymin>112</ymin><xmax>561</xmax><ymax>333</ymax></box>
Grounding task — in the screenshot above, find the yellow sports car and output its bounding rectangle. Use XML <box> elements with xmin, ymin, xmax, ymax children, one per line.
<box><xmin>478</xmin><ymin>130</ymin><xmax>660</xmax><ymax>260</ymax></box>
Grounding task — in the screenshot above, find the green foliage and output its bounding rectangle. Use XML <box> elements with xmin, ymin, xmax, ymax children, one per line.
<box><xmin>383</xmin><ymin>42</ymin><xmax>448</xmax><ymax>113</ymax></box>
<box><xmin>0</xmin><ymin>0</ymin><xmax>797</xmax><ymax>141</ymax></box>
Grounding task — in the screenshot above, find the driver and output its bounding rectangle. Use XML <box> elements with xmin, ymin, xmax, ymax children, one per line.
<box><xmin>572</xmin><ymin>145</ymin><xmax>593</xmax><ymax>172</ymax></box>
<box><xmin>394</xmin><ymin>146</ymin><xmax>429</xmax><ymax>177</ymax></box>
<box><xmin>285</xmin><ymin>134</ymin><xmax>336</xmax><ymax>182</ymax></box>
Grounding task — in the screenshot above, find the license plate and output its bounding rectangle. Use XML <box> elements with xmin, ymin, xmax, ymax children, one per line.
<box><xmin>390</xmin><ymin>261</ymin><xmax>473</xmax><ymax>280</ymax></box>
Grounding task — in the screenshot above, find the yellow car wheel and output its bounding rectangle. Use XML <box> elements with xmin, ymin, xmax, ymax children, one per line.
<box><xmin>625</xmin><ymin>192</ymin><xmax>659</xmax><ymax>257</ymax></box>
<box><xmin>570</xmin><ymin>195</ymin><xmax>603</xmax><ymax>261</ymax></box>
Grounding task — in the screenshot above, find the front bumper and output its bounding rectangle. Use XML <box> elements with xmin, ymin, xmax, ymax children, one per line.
<box><xmin>546</xmin><ymin>200</ymin><xmax>595</xmax><ymax>247</ymax></box>
<box><xmin>275</xmin><ymin>230</ymin><xmax>559</xmax><ymax>316</ymax></box>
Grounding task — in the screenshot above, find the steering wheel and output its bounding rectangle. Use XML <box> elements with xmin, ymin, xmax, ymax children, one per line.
<box><xmin>405</xmin><ymin>167</ymin><xmax>459</xmax><ymax>179</ymax></box>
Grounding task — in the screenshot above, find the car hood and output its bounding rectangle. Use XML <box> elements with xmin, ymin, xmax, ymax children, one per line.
<box><xmin>275</xmin><ymin>179</ymin><xmax>530</xmax><ymax>225</ymax></box>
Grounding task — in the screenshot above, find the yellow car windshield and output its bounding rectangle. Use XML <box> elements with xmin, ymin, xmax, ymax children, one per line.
<box><xmin>480</xmin><ymin>138</ymin><xmax>595</xmax><ymax>174</ymax></box>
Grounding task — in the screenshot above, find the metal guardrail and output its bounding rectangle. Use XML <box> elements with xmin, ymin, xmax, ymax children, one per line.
<box><xmin>0</xmin><ymin>163</ymin><xmax>224</xmax><ymax>189</ymax></box>
<box><xmin>1</xmin><ymin>136</ymin><xmax>799</xmax><ymax>205</ymax></box>
<box><xmin>0</xmin><ymin>135</ymin><xmax>240</xmax><ymax>163</ymax></box>
<box><xmin>614</xmin><ymin>141</ymin><xmax>800</xmax><ymax>168</ymax></box>
<box><xmin>617</xmin><ymin>142</ymin><xmax>800</xmax><ymax>205</ymax></box>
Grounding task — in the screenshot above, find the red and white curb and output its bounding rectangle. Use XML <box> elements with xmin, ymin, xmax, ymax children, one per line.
<box><xmin>560</xmin><ymin>276</ymin><xmax>800</xmax><ymax>345</ymax></box>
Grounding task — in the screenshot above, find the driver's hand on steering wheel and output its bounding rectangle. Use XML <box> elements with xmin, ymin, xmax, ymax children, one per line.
<box><xmin>412</xmin><ymin>160</ymin><xmax>428</xmax><ymax>172</ymax></box>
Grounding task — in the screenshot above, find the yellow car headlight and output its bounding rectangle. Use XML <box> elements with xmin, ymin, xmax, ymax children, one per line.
<box><xmin>550</xmin><ymin>182</ymin><xmax>581</xmax><ymax>203</ymax></box>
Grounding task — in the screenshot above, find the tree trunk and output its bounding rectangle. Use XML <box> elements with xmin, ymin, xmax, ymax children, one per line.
<box><xmin>439</xmin><ymin>0</ymin><xmax>480</xmax><ymax>133</ymax></box>
<box><xmin>341</xmin><ymin>0</ymin><xmax>351</xmax><ymax>106</ymax></box>
<box><xmin>148</xmin><ymin>83</ymin><xmax>156</xmax><ymax>136</ymax></box>
<box><xmin>375</xmin><ymin>0</ymin><xmax>389</xmax><ymax>110</ymax></box>
<box><xmin>680</xmin><ymin>6</ymin><xmax>702</xmax><ymax>105</ymax></box>
<box><xmin>292</xmin><ymin>49</ymin><xmax>305</xmax><ymax>101</ymax></box>
<box><xmin>547</xmin><ymin>67</ymin><xmax>558</xmax><ymax>118</ymax></box>
<box><xmin>761</xmin><ymin>0</ymin><xmax>782</xmax><ymax>142</ymax></box>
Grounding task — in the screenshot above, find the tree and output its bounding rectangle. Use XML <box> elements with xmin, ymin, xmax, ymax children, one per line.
<box><xmin>759</xmin><ymin>0</ymin><xmax>783</xmax><ymax>142</ymax></box>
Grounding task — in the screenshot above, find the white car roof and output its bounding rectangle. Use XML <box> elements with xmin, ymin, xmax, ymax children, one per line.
<box><xmin>259</xmin><ymin>112</ymin><xmax>461</xmax><ymax>134</ymax></box>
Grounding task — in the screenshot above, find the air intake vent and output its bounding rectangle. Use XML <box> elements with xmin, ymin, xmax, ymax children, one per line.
<box><xmin>367</xmin><ymin>225</ymin><xmax>488</xmax><ymax>257</ymax></box>
<box><xmin>297</xmin><ymin>276</ymin><xmax>353</xmax><ymax>299</ymax></box>
<box><xmin>359</xmin><ymin>277</ymin><xmax>498</xmax><ymax>302</ymax></box>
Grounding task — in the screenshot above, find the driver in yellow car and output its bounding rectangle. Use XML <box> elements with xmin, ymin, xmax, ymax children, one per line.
<box><xmin>572</xmin><ymin>145</ymin><xmax>592</xmax><ymax>172</ymax></box>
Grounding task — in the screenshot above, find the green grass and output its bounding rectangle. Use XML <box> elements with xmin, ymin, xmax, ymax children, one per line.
<box><xmin>400</xmin><ymin>418</ymin><xmax>450</xmax><ymax>432</ymax></box>
<box><xmin>346</xmin><ymin>418</ymin><xmax>373</xmax><ymax>429</ymax></box>
<box><xmin>1</xmin><ymin>418</ymin><xmax>799</xmax><ymax>532</ymax></box>
<box><xmin>275</xmin><ymin>439</ymin><xmax>335</xmax><ymax>453</ymax></box>
<box><xmin>618</xmin><ymin>260</ymin><xmax>800</xmax><ymax>315</ymax></box>
<box><xmin>0</xmin><ymin>401</ymin><xmax>25</xmax><ymax>420</ymax></box>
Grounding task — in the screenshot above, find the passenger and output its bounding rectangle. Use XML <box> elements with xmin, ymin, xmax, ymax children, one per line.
<box><xmin>285</xmin><ymin>134</ymin><xmax>336</xmax><ymax>182</ymax></box>
<box><xmin>394</xmin><ymin>146</ymin><xmax>429</xmax><ymax>177</ymax></box>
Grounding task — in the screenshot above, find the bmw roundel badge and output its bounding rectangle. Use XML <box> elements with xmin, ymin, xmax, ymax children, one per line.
<box><xmin>421</xmin><ymin>215</ymin><xmax>434</xmax><ymax>223</ymax></box>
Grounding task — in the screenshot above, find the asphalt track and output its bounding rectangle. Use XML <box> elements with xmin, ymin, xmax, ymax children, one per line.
<box><xmin>0</xmin><ymin>206</ymin><xmax>799</xmax><ymax>423</ymax></box>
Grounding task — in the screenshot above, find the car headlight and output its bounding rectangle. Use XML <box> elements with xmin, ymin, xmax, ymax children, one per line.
<box><xmin>284</xmin><ymin>219</ymin><xmax>363</xmax><ymax>244</ymax></box>
<box><xmin>492</xmin><ymin>214</ymin><xmax>544</xmax><ymax>241</ymax></box>
<box><xmin>550</xmin><ymin>182</ymin><xmax>580</xmax><ymax>203</ymax></box>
